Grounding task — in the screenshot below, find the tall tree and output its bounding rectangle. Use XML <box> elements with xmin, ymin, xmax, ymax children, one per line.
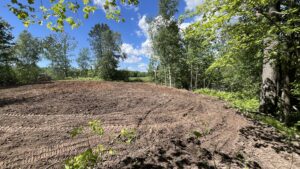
<box><xmin>151</xmin><ymin>0</ymin><xmax>184</xmax><ymax>87</ymax></box>
<box><xmin>14</xmin><ymin>30</ymin><xmax>41</xmax><ymax>84</ymax></box>
<box><xmin>89</xmin><ymin>23</ymin><xmax>124</xmax><ymax>80</ymax></box>
<box><xmin>77</xmin><ymin>48</ymin><xmax>91</xmax><ymax>77</ymax></box>
<box><xmin>159</xmin><ymin>0</ymin><xmax>178</xmax><ymax>20</ymax></box>
<box><xmin>43</xmin><ymin>33</ymin><xmax>77</xmax><ymax>79</ymax></box>
<box><xmin>188</xmin><ymin>0</ymin><xmax>300</xmax><ymax>124</ymax></box>
<box><xmin>0</xmin><ymin>17</ymin><xmax>15</xmax><ymax>85</ymax></box>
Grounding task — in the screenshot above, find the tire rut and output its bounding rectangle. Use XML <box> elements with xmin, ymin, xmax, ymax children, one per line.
<box><xmin>136</xmin><ymin>98</ymin><xmax>173</xmax><ymax>128</ymax></box>
<box><xmin>0</xmin><ymin>136</ymin><xmax>101</xmax><ymax>168</ymax></box>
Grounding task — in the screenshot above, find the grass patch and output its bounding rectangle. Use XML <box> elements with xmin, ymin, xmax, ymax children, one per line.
<box><xmin>195</xmin><ymin>88</ymin><xmax>259</xmax><ymax>112</ymax></box>
<box><xmin>195</xmin><ymin>88</ymin><xmax>300</xmax><ymax>138</ymax></box>
<box><xmin>61</xmin><ymin>77</ymin><xmax>103</xmax><ymax>81</ymax></box>
<box><xmin>128</xmin><ymin>76</ymin><xmax>151</xmax><ymax>82</ymax></box>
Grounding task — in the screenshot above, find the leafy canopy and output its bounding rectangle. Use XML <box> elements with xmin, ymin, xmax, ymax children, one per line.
<box><xmin>5</xmin><ymin>0</ymin><xmax>139</xmax><ymax>32</ymax></box>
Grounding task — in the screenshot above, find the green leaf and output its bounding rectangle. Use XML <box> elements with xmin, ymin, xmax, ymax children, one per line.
<box><xmin>83</xmin><ymin>0</ymin><xmax>90</xmax><ymax>5</ymax></box>
<box><xmin>23</xmin><ymin>20</ymin><xmax>30</xmax><ymax>27</ymax></box>
<box><xmin>27</xmin><ymin>0</ymin><xmax>34</xmax><ymax>4</ymax></box>
<box><xmin>193</xmin><ymin>131</ymin><xmax>202</xmax><ymax>138</ymax></box>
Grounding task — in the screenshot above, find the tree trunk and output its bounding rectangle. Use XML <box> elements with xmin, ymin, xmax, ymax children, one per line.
<box><xmin>259</xmin><ymin>3</ymin><xmax>280</xmax><ymax>116</ymax></box>
<box><xmin>164</xmin><ymin>67</ymin><xmax>167</xmax><ymax>86</ymax></box>
<box><xmin>195</xmin><ymin>67</ymin><xmax>198</xmax><ymax>89</ymax></box>
<box><xmin>168</xmin><ymin>66</ymin><xmax>172</xmax><ymax>87</ymax></box>
<box><xmin>154</xmin><ymin>70</ymin><xmax>157</xmax><ymax>84</ymax></box>
<box><xmin>259</xmin><ymin>37</ymin><xmax>279</xmax><ymax>115</ymax></box>
<box><xmin>190</xmin><ymin>64</ymin><xmax>193</xmax><ymax>90</ymax></box>
<box><xmin>281</xmin><ymin>64</ymin><xmax>291</xmax><ymax>123</ymax></box>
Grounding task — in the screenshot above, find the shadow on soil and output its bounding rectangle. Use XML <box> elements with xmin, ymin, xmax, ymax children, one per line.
<box><xmin>117</xmin><ymin>137</ymin><xmax>261</xmax><ymax>169</ymax></box>
<box><xmin>240</xmin><ymin>122</ymin><xmax>300</xmax><ymax>155</ymax></box>
<box><xmin>0</xmin><ymin>81</ymin><xmax>53</xmax><ymax>90</ymax></box>
<box><xmin>0</xmin><ymin>96</ymin><xmax>36</xmax><ymax>107</ymax></box>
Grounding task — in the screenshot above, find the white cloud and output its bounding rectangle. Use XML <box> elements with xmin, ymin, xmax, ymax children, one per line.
<box><xmin>138</xmin><ymin>63</ymin><xmax>148</xmax><ymax>72</ymax></box>
<box><xmin>122</xmin><ymin>15</ymin><xmax>153</xmax><ymax>59</ymax></box>
<box><xmin>179</xmin><ymin>22</ymin><xmax>192</xmax><ymax>30</ymax></box>
<box><xmin>121</xmin><ymin>43</ymin><xmax>142</xmax><ymax>56</ymax></box>
<box><xmin>93</xmin><ymin>0</ymin><xmax>120</xmax><ymax>13</ymax></box>
<box><xmin>138</xmin><ymin>15</ymin><xmax>150</xmax><ymax>37</ymax></box>
<box><xmin>122</xmin><ymin>3</ymin><xmax>139</xmax><ymax>12</ymax></box>
<box><xmin>93</xmin><ymin>0</ymin><xmax>107</xmax><ymax>12</ymax></box>
<box><xmin>130</xmin><ymin>17</ymin><xmax>135</xmax><ymax>21</ymax></box>
<box><xmin>135</xmin><ymin>30</ymin><xmax>143</xmax><ymax>37</ymax></box>
<box><xmin>179</xmin><ymin>15</ymin><xmax>203</xmax><ymax>31</ymax></box>
<box><xmin>124</xmin><ymin>55</ymin><xmax>142</xmax><ymax>63</ymax></box>
<box><xmin>184</xmin><ymin>0</ymin><xmax>203</xmax><ymax>11</ymax></box>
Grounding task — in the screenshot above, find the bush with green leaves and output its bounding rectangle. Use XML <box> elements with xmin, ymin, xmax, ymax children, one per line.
<box><xmin>195</xmin><ymin>88</ymin><xmax>259</xmax><ymax>112</ymax></box>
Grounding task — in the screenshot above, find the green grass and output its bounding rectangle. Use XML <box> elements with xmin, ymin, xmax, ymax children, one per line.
<box><xmin>128</xmin><ymin>76</ymin><xmax>151</xmax><ymax>82</ymax></box>
<box><xmin>195</xmin><ymin>88</ymin><xmax>300</xmax><ymax>138</ymax></box>
<box><xmin>61</xmin><ymin>77</ymin><xmax>103</xmax><ymax>81</ymax></box>
<box><xmin>195</xmin><ymin>88</ymin><xmax>259</xmax><ymax>112</ymax></box>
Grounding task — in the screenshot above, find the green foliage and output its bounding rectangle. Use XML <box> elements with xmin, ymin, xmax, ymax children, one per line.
<box><xmin>5</xmin><ymin>0</ymin><xmax>139</xmax><ymax>31</ymax></box>
<box><xmin>89</xmin><ymin>23</ymin><xmax>124</xmax><ymax>81</ymax></box>
<box><xmin>88</xmin><ymin>120</ymin><xmax>104</xmax><ymax>136</ymax></box>
<box><xmin>62</xmin><ymin>77</ymin><xmax>103</xmax><ymax>82</ymax></box>
<box><xmin>0</xmin><ymin>66</ymin><xmax>17</xmax><ymax>86</ymax></box>
<box><xmin>0</xmin><ymin>17</ymin><xmax>16</xmax><ymax>86</ymax></box>
<box><xmin>192</xmin><ymin>131</ymin><xmax>202</xmax><ymax>139</ymax></box>
<box><xmin>120</xmin><ymin>128</ymin><xmax>136</xmax><ymax>143</ymax></box>
<box><xmin>184</xmin><ymin>0</ymin><xmax>300</xmax><ymax>125</ymax></box>
<box><xmin>43</xmin><ymin>33</ymin><xmax>77</xmax><ymax>80</ymax></box>
<box><xmin>14</xmin><ymin>30</ymin><xmax>42</xmax><ymax>84</ymax></box>
<box><xmin>159</xmin><ymin>0</ymin><xmax>178</xmax><ymax>20</ymax></box>
<box><xmin>70</xmin><ymin>127</ymin><xmax>83</xmax><ymax>138</ymax></box>
<box><xmin>196</xmin><ymin>88</ymin><xmax>300</xmax><ymax>138</ymax></box>
<box><xmin>195</xmin><ymin>88</ymin><xmax>259</xmax><ymax>112</ymax></box>
<box><xmin>76</xmin><ymin>48</ymin><xmax>91</xmax><ymax>77</ymax></box>
<box><xmin>65</xmin><ymin>148</ymin><xmax>98</xmax><ymax>169</ymax></box>
<box><xmin>249</xmin><ymin>113</ymin><xmax>299</xmax><ymax>139</ymax></box>
<box><xmin>149</xmin><ymin>1</ymin><xmax>187</xmax><ymax>88</ymax></box>
<box><xmin>128</xmin><ymin>76</ymin><xmax>151</xmax><ymax>83</ymax></box>
<box><xmin>66</xmin><ymin>120</ymin><xmax>136</xmax><ymax>168</ymax></box>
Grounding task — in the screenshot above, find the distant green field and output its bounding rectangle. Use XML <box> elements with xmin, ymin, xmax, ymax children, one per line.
<box><xmin>61</xmin><ymin>77</ymin><xmax>103</xmax><ymax>81</ymax></box>
<box><xmin>128</xmin><ymin>77</ymin><xmax>151</xmax><ymax>82</ymax></box>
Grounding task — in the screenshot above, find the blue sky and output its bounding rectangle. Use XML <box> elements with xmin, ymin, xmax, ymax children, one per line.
<box><xmin>0</xmin><ymin>0</ymin><xmax>202</xmax><ymax>72</ymax></box>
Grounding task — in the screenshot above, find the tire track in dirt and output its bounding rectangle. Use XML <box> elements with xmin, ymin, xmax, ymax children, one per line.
<box><xmin>136</xmin><ymin>98</ymin><xmax>173</xmax><ymax>128</ymax></box>
<box><xmin>0</xmin><ymin>113</ymin><xmax>104</xmax><ymax>118</ymax></box>
<box><xmin>0</xmin><ymin>136</ymin><xmax>101</xmax><ymax>168</ymax></box>
<box><xmin>0</xmin><ymin>123</ymin><xmax>136</xmax><ymax>168</ymax></box>
<box><xmin>0</xmin><ymin>124</ymin><xmax>136</xmax><ymax>133</ymax></box>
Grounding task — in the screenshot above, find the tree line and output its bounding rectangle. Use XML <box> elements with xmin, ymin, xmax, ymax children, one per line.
<box><xmin>0</xmin><ymin>18</ymin><xmax>142</xmax><ymax>85</ymax></box>
<box><xmin>147</xmin><ymin>0</ymin><xmax>300</xmax><ymax>127</ymax></box>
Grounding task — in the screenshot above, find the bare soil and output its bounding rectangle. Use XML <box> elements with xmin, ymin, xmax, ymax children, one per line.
<box><xmin>0</xmin><ymin>81</ymin><xmax>299</xmax><ymax>169</ymax></box>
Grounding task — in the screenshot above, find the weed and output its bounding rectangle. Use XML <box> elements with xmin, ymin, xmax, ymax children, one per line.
<box><xmin>65</xmin><ymin>148</ymin><xmax>97</xmax><ymax>169</ymax></box>
<box><xmin>193</xmin><ymin>131</ymin><xmax>202</xmax><ymax>138</ymax></box>
<box><xmin>66</xmin><ymin>120</ymin><xmax>137</xmax><ymax>168</ymax></box>
<box><xmin>120</xmin><ymin>128</ymin><xmax>136</xmax><ymax>144</ymax></box>
<box><xmin>70</xmin><ymin>127</ymin><xmax>83</xmax><ymax>138</ymax></box>
<box><xmin>88</xmin><ymin>120</ymin><xmax>104</xmax><ymax>136</ymax></box>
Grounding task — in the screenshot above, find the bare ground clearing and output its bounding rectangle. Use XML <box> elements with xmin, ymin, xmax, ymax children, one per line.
<box><xmin>0</xmin><ymin>81</ymin><xmax>299</xmax><ymax>169</ymax></box>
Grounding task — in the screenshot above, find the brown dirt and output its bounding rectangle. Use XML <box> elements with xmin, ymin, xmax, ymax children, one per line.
<box><xmin>0</xmin><ymin>81</ymin><xmax>299</xmax><ymax>169</ymax></box>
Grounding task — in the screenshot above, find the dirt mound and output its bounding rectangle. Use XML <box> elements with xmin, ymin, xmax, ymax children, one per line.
<box><xmin>0</xmin><ymin>81</ymin><xmax>299</xmax><ymax>168</ymax></box>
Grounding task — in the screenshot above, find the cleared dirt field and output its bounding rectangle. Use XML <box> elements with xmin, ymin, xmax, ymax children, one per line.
<box><xmin>0</xmin><ymin>81</ymin><xmax>299</xmax><ymax>169</ymax></box>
